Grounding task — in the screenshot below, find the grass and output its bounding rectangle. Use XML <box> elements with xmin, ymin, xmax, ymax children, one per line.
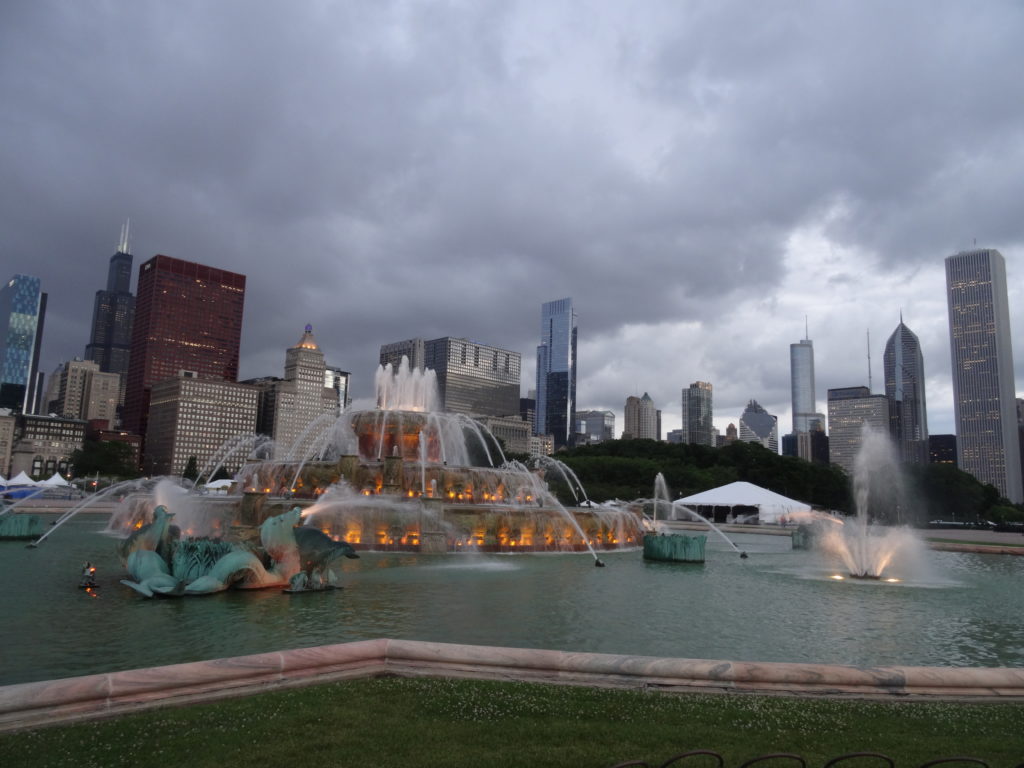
<box><xmin>1</xmin><ymin>677</ymin><xmax>1022</xmax><ymax>767</ymax></box>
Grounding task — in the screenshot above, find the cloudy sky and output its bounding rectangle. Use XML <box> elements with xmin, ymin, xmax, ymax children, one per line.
<box><xmin>3</xmin><ymin>0</ymin><xmax>1023</xmax><ymax>439</ymax></box>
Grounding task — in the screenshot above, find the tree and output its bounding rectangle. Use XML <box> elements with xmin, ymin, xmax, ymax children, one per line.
<box><xmin>70</xmin><ymin>440</ymin><xmax>140</xmax><ymax>479</ymax></box>
<box><xmin>182</xmin><ymin>455</ymin><xmax>199</xmax><ymax>481</ymax></box>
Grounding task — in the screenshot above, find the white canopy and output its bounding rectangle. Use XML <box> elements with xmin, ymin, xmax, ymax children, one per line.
<box><xmin>7</xmin><ymin>471</ymin><xmax>37</xmax><ymax>487</ymax></box>
<box><xmin>40</xmin><ymin>472</ymin><xmax>72</xmax><ymax>487</ymax></box>
<box><xmin>0</xmin><ymin>475</ymin><xmax>6</xmax><ymax>486</ymax></box>
<box><xmin>675</xmin><ymin>481</ymin><xmax>811</xmax><ymax>523</ymax></box>
<box><xmin>202</xmin><ymin>479</ymin><xmax>235</xmax><ymax>490</ymax></box>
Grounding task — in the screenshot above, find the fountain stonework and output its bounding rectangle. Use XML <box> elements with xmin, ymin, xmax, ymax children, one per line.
<box><xmin>97</xmin><ymin>359</ymin><xmax>643</xmax><ymax>598</ymax></box>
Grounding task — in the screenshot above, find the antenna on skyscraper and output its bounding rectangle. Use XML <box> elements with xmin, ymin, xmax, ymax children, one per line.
<box><xmin>118</xmin><ymin>219</ymin><xmax>131</xmax><ymax>255</ymax></box>
<box><xmin>804</xmin><ymin>315</ymin><xmax>809</xmax><ymax>341</ymax></box>
<box><xmin>866</xmin><ymin>329</ymin><xmax>872</xmax><ymax>392</ymax></box>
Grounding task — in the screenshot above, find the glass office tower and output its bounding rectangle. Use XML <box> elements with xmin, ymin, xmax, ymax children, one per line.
<box><xmin>535</xmin><ymin>298</ymin><xmax>577</xmax><ymax>449</ymax></box>
<box><xmin>0</xmin><ymin>274</ymin><xmax>46</xmax><ymax>413</ymax></box>
<box><xmin>883</xmin><ymin>319</ymin><xmax>928</xmax><ymax>465</ymax></box>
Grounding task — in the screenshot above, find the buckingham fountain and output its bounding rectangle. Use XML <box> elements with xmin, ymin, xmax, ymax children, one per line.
<box><xmin>97</xmin><ymin>359</ymin><xmax>644</xmax><ymax>597</ymax></box>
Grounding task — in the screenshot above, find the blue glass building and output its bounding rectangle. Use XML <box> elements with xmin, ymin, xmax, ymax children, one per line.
<box><xmin>0</xmin><ymin>274</ymin><xmax>46</xmax><ymax>413</ymax></box>
<box><xmin>535</xmin><ymin>297</ymin><xmax>577</xmax><ymax>449</ymax></box>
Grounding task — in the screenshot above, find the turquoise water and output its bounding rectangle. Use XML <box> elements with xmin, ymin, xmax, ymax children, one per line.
<box><xmin>2</xmin><ymin>516</ymin><xmax>1022</xmax><ymax>685</ymax></box>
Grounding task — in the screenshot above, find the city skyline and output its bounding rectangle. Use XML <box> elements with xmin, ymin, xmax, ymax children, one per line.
<box><xmin>3</xmin><ymin>3</ymin><xmax>1024</xmax><ymax>441</ymax></box>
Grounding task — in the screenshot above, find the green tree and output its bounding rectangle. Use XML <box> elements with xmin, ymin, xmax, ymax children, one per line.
<box><xmin>182</xmin><ymin>455</ymin><xmax>199</xmax><ymax>481</ymax></box>
<box><xmin>70</xmin><ymin>440</ymin><xmax>140</xmax><ymax>479</ymax></box>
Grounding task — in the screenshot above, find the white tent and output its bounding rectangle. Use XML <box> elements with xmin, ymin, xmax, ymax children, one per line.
<box><xmin>7</xmin><ymin>471</ymin><xmax>37</xmax><ymax>487</ymax></box>
<box><xmin>0</xmin><ymin>475</ymin><xmax>6</xmax><ymax>487</ymax></box>
<box><xmin>40</xmin><ymin>473</ymin><xmax>72</xmax><ymax>487</ymax></box>
<box><xmin>202</xmin><ymin>479</ymin><xmax>235</xmax><ymax>494</ymax></box>
<box><xmin>674</xmin><ymin>481</ymin><xmax>812</xmax><ymax>524</ymax></box>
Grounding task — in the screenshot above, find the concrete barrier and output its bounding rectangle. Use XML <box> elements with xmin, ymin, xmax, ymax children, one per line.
<box><xmin>2</xmin><ymin>639</ymin><xmax>1023</xmax><ymax>732</ymax></box>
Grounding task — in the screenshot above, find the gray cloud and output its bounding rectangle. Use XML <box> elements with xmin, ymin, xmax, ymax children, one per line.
<box><xmin>2</xmin><ymin>0</ymin><xmax>1023</xmax><ymax>440</ymax></box>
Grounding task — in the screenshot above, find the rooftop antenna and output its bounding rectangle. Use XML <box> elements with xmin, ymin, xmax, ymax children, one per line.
<box><xmin>804</xmin><ymin>315</ymin><xmax>809</xmax><ymax>341</ymax></box>
<box><xmin>866</xmin><ymin>329</ymin><xmax>872</xmax><ymax>392</ymax></box>
<box><xmin>117</xmin><ymin>219</ymin><xmax>132</xmax><ymax>255</ymax></box>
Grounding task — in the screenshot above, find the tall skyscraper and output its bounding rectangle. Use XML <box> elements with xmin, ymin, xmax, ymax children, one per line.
<box><xmin>0</xmin><ymin>274</ymin><xmax>46</xmax><ymax>414</ymax></box>
<box><xmin>123</xmin><ymin>255</ymin><xmax>246</xmax><ymax>443</ymax></box>
<box><xmin>883</xmin><ymin>317</ymin><xmax>928</xmax><ymax>465</ymax></box>
<box><xmin>681</xmin><ymin>381</ymin><xmax>714</xmax><ymax>446</ymax></box>
<box><xmin>790</xmin><ymin>335</ymin><xmax>818</xmax><ymax>434</ymax></box>
<box><xmin>85</xmin><ymin>223</ymin><xmax>136</xmax><ymax>415</ymax></box>
<box><xmin>380</xmin><ymin>337</ymin><xmax>521</xmax><ymax>418</ymax></box>
<box><xmin>623</xmin><ymin>393</ymin><xmax>658</xmax><ymax>440</ymax></box>
<box><xmin>827</xmin><ymin>386</ymin><xmax>889</xmax><ymax>475</ymax></box>
<box><xmin>945</xmin><ymin>248</ymin><xmax>1021</xmax><ymax>503</ymax></box>
<box><xmin>739</xmin><ymin>399</ymin><xmax>779</xmax><ymax>453</ymax></box>
<box><xmin>535</xmin><ymin>298</ymin><xmax>577</xmax><ymax>449</ymax></box>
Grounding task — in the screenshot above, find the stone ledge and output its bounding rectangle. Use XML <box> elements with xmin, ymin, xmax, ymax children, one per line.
<box><xmin>2</xmin><ymin>639</ymin><xmax>1022</xmax><ymax>732</ymax></box>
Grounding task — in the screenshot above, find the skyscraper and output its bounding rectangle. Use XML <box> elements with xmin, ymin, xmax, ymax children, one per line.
<box><xmin>739</xmin><ymin>399</ymin><xmax>779</xmax><ymax>452</ymax></box>
<box><xmin>145</xmin><ymin>374</ymin><xmax>257</xmax><ymax>477</ymax></box>
<box><xmin>123</xmin><ymin>255</ymin><xmax>246</xmax><ymax>442</ymax></box>
<box><xmin>623</xmin><ymin>393</ymin><xmax>658</xmax><ymax>440</ymax></box>
<box><xmin>535</xmin><ymin>298</ymin><xmax>577</xmax><ymax>449</ymax></box>
<box><xmin>790</xmin><ymin>335</ymin><xmax>818</xmax><ymax>434</ymax></box>
<box><xmin>85</xmin><ymin>223</ymin><xmax>135</xmax><ymax>415</ymax></box>
<box><xmin>945</xmin><ymin>249</ymin><xmax>1021</xmax><ymax>502</ymax></box>
<box><xmin>247</xmin><ymin>326</ymin><xmax>341</xmax><ymax>460</ymax></box>
<box><xmin>681</xmin><ymin>381</ymin><xmax>714</xmax><ymax>446</ymax></box>
<box><xmin>827</xmin><ymin>386</ymin><xmax>889</xmax><ymax>475</ymax></box>
<box><xmin>883</xmin><ymin>317</ymin><xmax>928</xmax><ymax>465</ymax></box>
<box><xmin>0</xmin><ymin>274</ymin><xmax>46</xmax><ymax>414</ymax></box>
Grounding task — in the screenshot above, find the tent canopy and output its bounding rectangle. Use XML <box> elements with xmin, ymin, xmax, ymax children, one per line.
<box><xmin>7</xmin><ymin>471</ymin><xmax>37</xmax><ymax>487</ymax></box>
<box><xmin>40</xmin><ymin>473</ymin><xmax>72</xmax><ymax>487</ymax></box>
<box><xmin>675</xmin><ymin>481</ymin><xmax>811</xmax><ymax>523</ymax></box>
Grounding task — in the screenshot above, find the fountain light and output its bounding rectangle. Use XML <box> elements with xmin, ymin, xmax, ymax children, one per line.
<box><xmin>831</xmin><ymin>574</ymin><xmax>845</xmax><ymax>580</ymax></box>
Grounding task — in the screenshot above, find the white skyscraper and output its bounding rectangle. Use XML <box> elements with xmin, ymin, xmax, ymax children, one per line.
<box><xmin>945</xmin><ymin>249</ymin><xmax>1021</xmax><ymax>503</ymax></box>
<box><xmin>790</xmin><ymin>335</ymin><xmax>817</xmax><ymax>434</ymax></box>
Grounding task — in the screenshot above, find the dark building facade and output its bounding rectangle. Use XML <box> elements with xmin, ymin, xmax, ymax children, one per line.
<box><xmin>928</xmin><ymin>434</ymin><xmax>957</xmax><ymax>465</ymax></box>
<box><xmin>85</xmin><ymin>230</ymin><xmax>136</xmax><ymax>415</ymax></box>
<box><xmin>884</xmin><ymin>319</ymin><xmax>928</xmax><ymax>465</ymax></box>
<box><xmin>535</xmin><ymin>298</ymin><xmax>577</xmax><ymax>449</ymax></box>
<box><xmin>123</xmin><ymin>255</ymin><xmax>246</xmax><ymax>443</ymax></box>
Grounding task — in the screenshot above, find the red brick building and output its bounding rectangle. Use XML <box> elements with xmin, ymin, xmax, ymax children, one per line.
<box><xmin>122</xmin><ymin>255</ymin><xmax>246</xmax><ymax>447</ymax></box>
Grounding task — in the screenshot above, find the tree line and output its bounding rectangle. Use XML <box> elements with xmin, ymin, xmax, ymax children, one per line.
<box><xmin>545</xmin><ymin>438</ymin><xmax>1024</xmax><ymax>526</ymax></box>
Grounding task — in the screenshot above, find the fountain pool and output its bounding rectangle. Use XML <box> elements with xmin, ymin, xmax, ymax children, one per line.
<box><xmin>2</xmin><ymin>514</ymin><xmax>1022</xmax><ymax>686</ymax></box>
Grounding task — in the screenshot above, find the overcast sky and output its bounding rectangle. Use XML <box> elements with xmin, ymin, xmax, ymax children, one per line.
<box><xmin>3</xmin><ymin>0</ymin><xmax>1023</xmax><ymax>440</ymax></box>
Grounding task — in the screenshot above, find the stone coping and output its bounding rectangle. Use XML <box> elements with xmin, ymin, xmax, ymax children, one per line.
<box><xmin>2</xmin><ymin>639</ymin><xmax>1023</xmax><ymax>732</ymax></box>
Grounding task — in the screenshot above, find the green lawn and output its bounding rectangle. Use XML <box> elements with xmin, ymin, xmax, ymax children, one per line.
<box><xmin>1</xmin><ymin>677</ymin><xmax>1022</xmax><ymax>767</ymax></box>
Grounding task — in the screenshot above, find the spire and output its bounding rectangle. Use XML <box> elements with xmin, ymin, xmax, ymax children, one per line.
<box><xmin>295</xmin><ymin>324</ymin><xmax>319</xmax><ymax>351</ymax></box>
<box><xmin>867</xmin><ymin>329</ymin><xmax>872</xmax><ymax>392</ymax></box>
<box><xmin>804</xmin><ymin>315</ymin><xmax>809</xmax><ymax>341</ymax></box>
<box><xmin>117</xmin><ymin>219</ymin><xmax>131</xmax><ymax>255</ymax></box>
